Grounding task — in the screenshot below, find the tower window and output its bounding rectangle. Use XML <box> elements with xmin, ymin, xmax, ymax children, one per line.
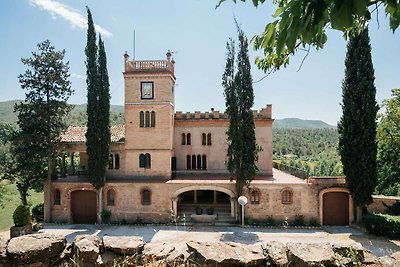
<box><xmin>250</xmin><ymin>189</ymin><xmax>260</xmax><ymax>205</ymax></box>
<box><xmin>140</xmin><ymin>111</ymin><xmax>144</xmax><ymax>127</ymax></box>
<box><xmin>151</xmin><ymin>111</ymin><xmax>156</xmax><ymax>127</ymax></box>
<box><xmin>145</xmin><ymin>111</ymin><xmax>150</xmax><ymax>127</ymax></box>
<box><xmin>108</xmin><ymin>154</ymin><xmax>114</xmax><ymax>169</ymax></box>
<box><xmin>207</xmin><ymin>133</ymin><xmax>212</xmax><ymax>145</ymax></box>
<box><xmin>202</xmin><ymin>155</ymin><xmax>207</xmax><ymax>170</ymax></box>
<box><xmin>186</xmin><ymin>155</ymin><xmax>191</xmax><ymax>170</ymax></box>
<box><xmin>202</xmin><ymin>133</ymin><xmax>206</xmax><ymax>145</ymax></box>
<box><xmin>187</xmin><ymin>133</ymin><xmax>191</xmax><ymax>145</ymax></box>
<box><xmin>139</xmin><ymin>153</ymin><xmax>151</xmax><ymax>168</ymax></box>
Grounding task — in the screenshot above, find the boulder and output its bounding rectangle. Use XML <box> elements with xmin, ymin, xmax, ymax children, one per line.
<box><xmin>0</xmin><ymin>237</ymin><xmax>11</xmax><ymax>267</ymax></box>
<box><xmin>186</xmin><ymin>241</ymin><xmax>265</xmax><ymax>266</ymax></box>
<box><xmin>73</xmin><ymin>235</ymin><xmax>101</xmax><ymax>264</ymax></box>
<box><xmin>6</xmin><ymin>233</ymin><xmax>66</xmax><ymax>266</ymax></box>
<box><xmin>96</xmin><ymin>251</ymin><xmax>117</xmax><ymax>267</ymax></box>
<box><xmin>143</xmin><ymin>242</ymin><xmax>176</xmax><ymax>260</ymax></box>
<box><xmin>286</xmin><ymin>242</ymin><xmax>335</xmax><ymax>267</ymax></box>
<box><xmin>60</xmin><ymin>243</ymin><xmax>73</xmax><ymax>260</ymax></box>
<box><xmin>378</xmin><ymin>256</ymin><xmax>400</xmax><ymax>267</ymax></box>
<box><xmin>262</xmin><ymin>241</ymin><xmax>288</xmax><ymax>266</ymax></box>
<box><xmin>103</xmin><ymin>236</ymin><xmax>144</xmax><ymax>255</ymax></box>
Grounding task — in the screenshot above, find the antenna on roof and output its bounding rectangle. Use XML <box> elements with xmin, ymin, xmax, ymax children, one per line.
<box><xmin>133</xmin><ymin>29</ymin><xmax>136</xmax><ymax>60</ymax></box>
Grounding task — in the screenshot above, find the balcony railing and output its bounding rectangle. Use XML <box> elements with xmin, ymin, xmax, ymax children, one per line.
<box><xmin>125</xmin><ymin>60</ymin><xmax>174</xmax><ymax>73</ymax></box>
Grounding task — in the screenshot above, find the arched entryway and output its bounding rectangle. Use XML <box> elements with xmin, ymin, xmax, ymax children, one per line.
<box><xmin>172</xmin><ymin>186</ymin><xmax>236</xmax><ymax>221</ymax></box>
<box><xmin>319</xmin><ymin>188</ymin><xmax>353</xmax><ymax>225</ymax></box>
<box><xmin>71</xmin><ymin>190</ymin><xmax>97</xmax><ymax>224</ymax></box>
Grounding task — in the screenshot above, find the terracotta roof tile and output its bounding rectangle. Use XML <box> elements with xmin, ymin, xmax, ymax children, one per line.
<box><xmin>60</xmin><ymin>125</ymin><xmax>125</xmax><ymax>143</ymax></box>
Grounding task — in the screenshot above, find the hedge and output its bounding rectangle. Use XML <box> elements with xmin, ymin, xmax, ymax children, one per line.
<box><xmin>363</xmin><ymin>213</ymin><xmax>400</xmax><ymax>239</ymax></box>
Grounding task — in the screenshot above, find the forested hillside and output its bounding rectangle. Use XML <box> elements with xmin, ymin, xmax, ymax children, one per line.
<box><xmin>273</xmin><ymin>118</ymin><xmax>335</xmax><ymax>129</ymax></box>
<box><xmin>273</xmin><ymin>128</ymin><xmax>343</xmax><ymax>177</ymax></box>
<box><xmin>0</xmin><ymin>100</ymin><xmax>124</xmax><ymax>126</ymax></box>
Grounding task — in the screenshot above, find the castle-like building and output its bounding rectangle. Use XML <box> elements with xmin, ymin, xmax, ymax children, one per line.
<box><xmin>44</xmin><ymin>52</ymin><xmax>352</xmax><ymax>226</ymax></box>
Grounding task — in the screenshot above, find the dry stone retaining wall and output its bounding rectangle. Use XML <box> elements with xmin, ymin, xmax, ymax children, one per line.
<box><xmin>0</xmin><ymin>233</ymin><xmax>399</xmax><ymax>266</ymax></box>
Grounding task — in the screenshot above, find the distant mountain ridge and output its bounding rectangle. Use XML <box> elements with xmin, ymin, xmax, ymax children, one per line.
<box><xmin>0</xmin><ymin>100</ymin><xmax>334</xmax><ymax>128</ymax></box>
<box><xmin>273</xmin><ymin>118</ymin><xmax>335</xmax><ymax>129</ymax></box>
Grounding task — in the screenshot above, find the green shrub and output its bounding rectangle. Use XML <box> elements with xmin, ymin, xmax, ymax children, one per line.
<box><xmin>363</xmin><ymin>213</ymin><xmax>400</xmax><ymax>239</ymax></box>
<box><xmin>293</xmin><ymin>214</ymin><xmax>305</xmax><ymax>226</ymax></box>
<box><xmin>13</xmin><ymin>205</ymin><xmax>31</xmax><ymax>227</ymax></box>
<box><xmin>265</xmin><ymin>215</ymin><xmax>275</xmax><ymax>226</ymax></box>
<box><xmin>32</xmin><ymin>203</ymin><xmax>44</xmax><ymax>216</ymax></box>
<box><xmin>308</xmin><ymin>217</ymin><xmax>320</xmax><ymax>227</ymax></box>
<box><xmin>101</xmin><ymin>209</ymin><xmax>111</xmax><ymax>224</ymax></box>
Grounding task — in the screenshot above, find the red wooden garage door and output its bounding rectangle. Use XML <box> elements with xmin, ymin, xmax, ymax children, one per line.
<box><xmin>71</xmin><ymin>191</ymin><xmax>97</xmax><ymax>224</ymax></box>
<box><xmin>323</xmin><ymin>192</ymin><xmax>349</xmax><ymax>225</ymax></box>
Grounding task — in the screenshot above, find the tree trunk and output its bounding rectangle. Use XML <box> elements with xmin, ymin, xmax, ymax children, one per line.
<box><xmin>355</xmin><ymin>205</ymin><xmax>363</xmax><ymax>224</ymax></box>
<box><xmin>44</xmin><ymin>155</ymin><xmax>52</xmax><ymax>222</ymax></box>
<box><xmin>19</xmin><ymin>187</ymin><xmax>28</xmax><ymax>206</ymax></box>
<box><xmin>98</xmin><ymin>187</ymin><xmax>103</xmax><ymax>223</ymax></box>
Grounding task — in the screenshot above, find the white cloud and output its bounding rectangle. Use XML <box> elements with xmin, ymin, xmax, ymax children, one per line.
<box><xmin>70</xmin><ymin>73</ymin><xmax>86</xmax><ymax>80</ymax></box>
<box><xmin>30</xmin><ymin>0</ymin><xmax>112</xmax><ymax>37</ymax></box>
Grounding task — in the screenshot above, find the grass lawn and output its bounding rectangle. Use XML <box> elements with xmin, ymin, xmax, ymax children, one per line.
<box><xmin>0</xmin><ymin>180</ymin><xmax>43</xmax><ymax>231</ymax></box>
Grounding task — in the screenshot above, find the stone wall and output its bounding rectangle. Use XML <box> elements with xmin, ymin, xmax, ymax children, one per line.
<box><xmin>367</xmin><ymin>195</ymin><xmax>400</xmax><ymax>214</ymax></box>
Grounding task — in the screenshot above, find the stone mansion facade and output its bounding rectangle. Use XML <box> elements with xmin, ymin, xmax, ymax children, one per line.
<box><xmin>43</xmin><ymin>52</ymin><xmax>352</xmax><ymax>226</ymax></box>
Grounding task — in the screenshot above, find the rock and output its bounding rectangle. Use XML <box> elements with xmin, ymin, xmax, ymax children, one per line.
<box><xmin>73</xmin><ymin>235</ymin><xmax>102</xmax><ymax>264</ymax></box>
<box><xmin>9</xmin><ymin>224</ymin><xmax>33</xmax><ymax>238</ymax></box>
<box><xmin>286</xmin><ymin>242</ymin><xmax>335</xmax><ymax>267</ymax></box>
<box><xmin>143</xmin><ymin>242</ymin><xmax>176</xmax><ymax>261</ymax></box>
<box><xmin>378</xmin><ymin>256</ymin><xmax>400</xmax><ymax>267</ymax></box>
<box><xmin>0</xmin><ymin>237</ymin><xmax>11</xmax><ymax>267</ymax></box>
<box><xmin>60</xmin><ymin>243</ymin><xmax>73</xmax><ymax>260</ymax></box>
<box><xmin>103</xmin><ymin>236</ymin><xmax>144</xmax><ymax>255</ymax></box>
<box><xmin>390</xmin><ymin>251</ymin><xmax>400</xmax><ymax>262</ymax></box>
<box><xmin>186</xmin><ymin>241</ymin><xmax>265</xmax><ymax>266</ymax></box>
<box><xmin>262</xmin><ymin>241</ymin><xmax>288</xmax><ymax>266</ymax></box>
<box><xmin>6</xmin><ymin>233</ymin><xmax>66</xmax><ymax>266</ymax></box>
<box><xmin>96</xmin><ymin>251</ymin><xmax>117</xmax><ymax>267</ymax></box>
<box><xmin>362</xmin><ymin>250</ymin><xmax>381</xmax><ymax>265</ymax></box>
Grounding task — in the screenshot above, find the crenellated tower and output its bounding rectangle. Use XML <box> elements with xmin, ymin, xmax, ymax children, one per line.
<box><xmin>123</xmin><ymin>51</ymin><xmax>176</xmax><ymax>178</ymax></box>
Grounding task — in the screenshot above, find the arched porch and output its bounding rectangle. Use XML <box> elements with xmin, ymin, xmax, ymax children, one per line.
<box><xmin>171</xmin><ymin>186</ymin><xmax>236</xmax><ymax>221</ymax></box>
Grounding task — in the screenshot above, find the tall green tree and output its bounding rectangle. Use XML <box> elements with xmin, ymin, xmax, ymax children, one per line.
<box><xmin>376</xmin><ymin>88</ymin><xmax>400</xmax><ymax>196</ymax></box>
<box><xmin>218</xmin><ymin>0</ymin><xmax>400</xmax><ymax>72</ymax></box>
<box><xmin>338</xmin><ymin>28</ymin><xmax>378</xmax><ymax>221</ymax></box>
<box><xmin>223</xmin><ymin>27</ymin><xmax>259</xmax><ymax>197</ymax></box>
<box><xmin>8</xmin><ymin>40</ymin><xmax>72</xmax><ymax>205</ymax></box>
<box><xmin>85</xmin><ymin>7</ymin><xmax>110</xmax><ymax>189</ymax></box>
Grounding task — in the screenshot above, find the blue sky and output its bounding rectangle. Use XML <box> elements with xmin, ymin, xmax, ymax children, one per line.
<box><xmin>1</xmin><ymin>0</ymin><xmax>399</xmax><ymax>125</ymax></box>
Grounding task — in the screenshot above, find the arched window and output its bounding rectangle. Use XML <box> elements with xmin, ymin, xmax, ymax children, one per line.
<box><xmin>202</xmin><ymin>155</ymin><xmax>207</xmax><ymax>170</ymax></box>
<box><xmin>107</xmin><ymin>189</ymin><xmax>115</xmax><ymax>206</ymax></box>
<box><xmin>250</xmin><ymin>189</ymin><xmax>260</xmax><ymax>205</ymax></box>
<box><xmin>54</xmin><ymin>189</ymin><xmax>61</xmax><ymax>205</ymax></box>
<box><xmin>142</xmin><ymin>189</ymin><xmax>151</xmax><ymax>205</ymax></box>
<box><xmin>207</xmin><ymin>133</ymin><xmax>212</xmax><ymax>145</ymax></box>
<box><xmin>202</xmin><ymin>133</ymin><xmax>206</xmax><ymax>145</ymax></box>
<box><xmin>151</xmin><ymin>111</ymin><xmax>156</xmax><ymax>127</ymax></box>
<box><xmin>181</xmin><ymin>133</ymin><xmax>186</xmax><ymax>145</ymax></box>
<box><xmin>282</xmin><ymin>189</ymin><xmax>293</xmax><ymax>205</ymax></box>
<box><xmin>191</xmin><ymin>155</ymin><xmax>196</xmax><ymax>169</ymax></box>
<box><xmin>197</xmin><ymin>155</ymin><xmax>202</xmax><ymax>170</ymax></box>
<box><xmin>145</xmin><ymin>153</ymin><xmax>151</xmax><ymax>169</ymax></box>
<box><xmin>139</xmin><ymin>111</ymin><xmax>144</xmax><ymax>127</ymax></box>
<box><xmin>114</xmin><ymin>154</ymin><xmax>120</xmax><ymax>169</ymax></box>
<box><xmin>108</xmin><ymin>154</ymin><xmax>114</xmax><ymax>169</ymax></box>
<box><xmin>186</xmin><ymin>155</ymin><xmax>191</xmax><ymax>170</ymax></box>
<box><xmin>187</xmin><ymin>133</ymin><xmax>191</xmax><ymax>145</ymax></box>
<box><xmin>145</xmin><ymin>111</ymin><xmax>150</xmax><ymax>127</ymax></box>
<box><xmin>139</xmin><ymin>154</ymin><xmax>145</xmax><ymax>168</ymax></box>
<box><xmin>139</xmin><ymin>153</ymin><xmax>151</xmax><ymax>168</ymax></box>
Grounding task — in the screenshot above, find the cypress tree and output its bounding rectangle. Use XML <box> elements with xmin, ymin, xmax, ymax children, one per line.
<box><xmin>338</xmin><ymin>28</ymin><xmax>378</xmax><ymax>219</ymax></box>
<box><xmin>85</xmin><ymin>7</ymin><xmax>108</xmax><ymax>189</ymax></box>
<box><xmin>98</xmin><ymin>36</ymin><xmax>111</xmax><ymax>184</ymax></box>
<box><xmin>223</xmin><ymin>27</ymin><xmax>259</xmax><ymax>197</ymax></box>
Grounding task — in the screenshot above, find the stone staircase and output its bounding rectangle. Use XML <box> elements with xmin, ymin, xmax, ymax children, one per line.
<box><xmin>177</xmin><ymin>204</ymin><xmax>236</xmax><ymax>225</ymax></box>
